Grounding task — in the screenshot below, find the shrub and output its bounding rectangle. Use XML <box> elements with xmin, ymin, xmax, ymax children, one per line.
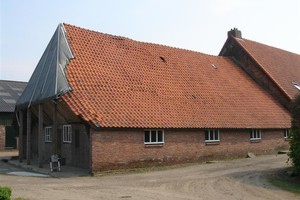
<box><xmin>288</xmin><ymin>95</ymin><xmax>300</xmax><ymax>175</ymax></box>
<box><xmin>0</xmin><ymin>186</ymin><xmax>12</xmax><ymax>200</ymax></box>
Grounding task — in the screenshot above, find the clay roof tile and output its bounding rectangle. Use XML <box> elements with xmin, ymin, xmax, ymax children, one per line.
<box><xmin>61</xmin><ymin>23</ymin><xmax>291</xmax><ymax>129</ymax></box>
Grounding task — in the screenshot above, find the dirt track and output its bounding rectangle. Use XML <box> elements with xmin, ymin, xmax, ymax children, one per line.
<box><xmin>1</xmin><ymin>154</ymin><xmax>299</xmax><ymax>200</ymax></box>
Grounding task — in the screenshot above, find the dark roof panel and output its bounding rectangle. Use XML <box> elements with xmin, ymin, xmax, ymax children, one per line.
<box><xmin>0</xmin><ymin>80</ymin><xmax>27</xmax><ymax>112</ymax></box>
<box><xmin>16</xmin><ymin>24</ymin><xmax>74</xmax><ymax>108</ymax></box>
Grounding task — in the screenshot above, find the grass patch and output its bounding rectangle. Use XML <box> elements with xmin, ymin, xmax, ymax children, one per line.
<box><xmin>267</xmin><ymin>170</ymin><xmax>300</xmax><ymax>195</ymax></box>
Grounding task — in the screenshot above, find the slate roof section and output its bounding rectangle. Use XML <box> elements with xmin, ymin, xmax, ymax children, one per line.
<box><xmin>230</xmin><ymin>36</ymin><xmax>300</xmax><ymax>100</ymax></box>
<box><xmin>0</xmin><ymin>80</ymin><xmax>27</xmax><ymax>112</ymax></box>
<box><xmin>59</xmin><ymin>23</ymin><xmax>291</xmax><ymax>129</ymax></box>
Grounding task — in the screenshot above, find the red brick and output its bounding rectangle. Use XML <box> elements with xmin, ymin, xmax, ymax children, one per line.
<box><xmin>90</xmin><ymin>128</ymin><xmax>288</xmax><ymax>171</ymax></box>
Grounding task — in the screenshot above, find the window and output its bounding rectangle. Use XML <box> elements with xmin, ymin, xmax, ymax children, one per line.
<box><xmin>44</xmin><ymin>126</ymin><xmax>52</xmax><ymax>142</ymax></box>
<box><xmin>144</xmin><ymin>129</ymin><xmax>164</xmax><ymax>144</ymax></box>
<box><xmin>284</xmin><ymin>129</ymin><xmax>291</xmax><ymax>139</ymax></box>
<box><xmin>205</xmin><ymin>130</ymin><xmax>220</xmax><ymax>142</ymax></box>
<box><xmin>63</xmin><ymin>125</ymin><xmax>72</xmax><ymax>143</ymax></box>
<box><xmin>250</xmin><ymin>129</ymin><xmax>261</xmax><ymax>140</ymax></box>
<box><xmin>293</xmin><ymin>82</ymin><xmax>300</xmax><ymax>91</ymax></box>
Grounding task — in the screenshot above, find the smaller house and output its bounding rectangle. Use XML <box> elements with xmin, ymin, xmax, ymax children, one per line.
<box><xmin>0</xmin><ymin>80</ymin><xmax>27</xmax><ymax>150</ymax></box>
<box><xmin>220</xmin><ymin>28</ymin><xmax>300</xmax><ymax>108</ymax></box>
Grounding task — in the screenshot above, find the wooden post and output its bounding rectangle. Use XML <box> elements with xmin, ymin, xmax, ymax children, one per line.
<box><xmin>38</xmin><ymin>104</ymin><xmax>43</xmax><ymax>168</ymax></box>
<box><xmin>88</xmin><ymin>127</ymin><xmax>93</xmax><ymax>175</ymax></box>
<box><xmin>53</xmin><ymin>102</ymin><xmax>58</xmax><ymax>155</ymax></box>
<box><xmin>26</xmin><ymin>108</ymin><xmax>31</xmax><ymax>165</ymax></box>
<box><xmin>18</xmin><ymin>110</ymin><xmax>23</xmax><ymax>162</ymax></box>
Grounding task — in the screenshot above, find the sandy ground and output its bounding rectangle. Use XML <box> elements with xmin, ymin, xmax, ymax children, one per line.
<box><xmin>1</xmin><ymin>154</ymin><xmax>299</xmax><ymax>200</ymax></box>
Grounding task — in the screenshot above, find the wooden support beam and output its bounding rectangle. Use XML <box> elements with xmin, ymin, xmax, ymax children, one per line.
<box><xmin>38</xmin><ymin>104</ymin><xmax>44</xmax><ymax>168</ymax></box>
<box><xmin>26</xmin><ymin>108</ymin><xmax>31</xmax><ymax>165</ymax></box>
<box><xmin>18</xmin><ymin>110</ymin><xmax>23</xmax><ymax>162</ymax></box>
<box><xmin>53</xmin><ymin>102</ymin><xmax>58</xmax><ymax>155</ymax></box>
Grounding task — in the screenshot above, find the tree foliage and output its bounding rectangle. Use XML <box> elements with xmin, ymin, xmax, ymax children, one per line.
<box><xmin>289</xmin><ymin>95</ymin><xmax>300</xmax><ymax>175</ymax></box>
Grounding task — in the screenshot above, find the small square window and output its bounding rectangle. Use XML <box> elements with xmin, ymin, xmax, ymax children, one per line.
<box><xmin>144</xmin><ymin>129</ymin><xmax>164</xmax><ymax>144</ymax></box>
<box><xmin>63</xmin><ymin>125</ymin><xmax>72</xmax><ymax>143</ymax></box>
<box><xmin>205</xmin><ymin>130</ymin><xmax>220</xmax><ymax>142</ymax></box>
<box><xmin>44</xmin><ymin>126</ymin><xmax>52</xmax><ymax>143</ymax></box>
<box><xmin>250</xmin><ymin>129</ymin><xmax>261</xmax><ymax>140</ymax></box>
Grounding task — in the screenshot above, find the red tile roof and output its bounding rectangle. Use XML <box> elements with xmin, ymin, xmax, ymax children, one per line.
<box><xmin>61</xmin><ymin>24</ymin><xmax>291</xmax><ymax>129</ymax></box>
<box><xmin>231</xmin><ymin>37</ymin><xmax>300</xmax><ymax>100</ymax></box>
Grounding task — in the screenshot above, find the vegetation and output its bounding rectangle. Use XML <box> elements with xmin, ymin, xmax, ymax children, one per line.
<box><xmin>0</xmin><ymin>186</ymin><xmax>12</xmax><ymax>200</ymax></box>
<box><xmin>268</xmin><ymin>172</ymin><xmax>300</xmax><ymax>195</ymax></box>
<box><xmin>288</xmin><ymin>95</ymin><xmax>300</xmax><ymax>175</ymax></box>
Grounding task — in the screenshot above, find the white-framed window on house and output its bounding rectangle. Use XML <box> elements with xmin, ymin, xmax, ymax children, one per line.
<box><xmin>284</xmin><ymin>129</ymin><xmax>291</xmax><ymax>139</ymax></box>
<box><xmin>205</xmin><ymin>129</ymin><xmax>220</xmax><ymax>142</ymax></box>
<box><xmin>63</xmin><ymin>125</ymin><xmax>72</xmax><ymax>143</ymax></box>
<box><xmin>250</xmin><ymin>129</ymin><xmax>261</xmax><ymax>140</ymax></box>
<box><xmin>144</xmin><ymin>129</ymin><xmax>164</xmax><ymax>145</ymax></box>
<box><xmin>44</xmin><ymin>126</ymin><xmax>52</xmax><ymax>143</ymax></box>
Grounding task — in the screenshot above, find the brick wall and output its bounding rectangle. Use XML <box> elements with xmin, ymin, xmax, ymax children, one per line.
<box><xmin>0</xmin><ymin>125</ymin><xmax>5</xmax><ymax>151</ymax></box>
<box><xmin>91</xmin><ymin>128</ymin><xmax>289</xmax><ymax>171</ymax></box>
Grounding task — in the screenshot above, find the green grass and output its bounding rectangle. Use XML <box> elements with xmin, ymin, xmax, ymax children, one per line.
<box><xmin>268</xmin><ymin>173</ymin><xmax>300</xmax><ymax>195</ymax></box>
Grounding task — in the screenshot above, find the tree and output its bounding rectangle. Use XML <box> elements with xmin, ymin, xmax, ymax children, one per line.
<box><xmin>288</xmin><ymin>95</ymin><xmax>300</xmax><ymax>175</ymax></box>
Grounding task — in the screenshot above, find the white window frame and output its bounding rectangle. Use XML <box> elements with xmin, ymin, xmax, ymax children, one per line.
<box><xmin>44</xmin><ymin>126</ymin><xmax>52</xmax><ymax>143</ymax></box>
<box><xmin>63</xmin><ymin>125</ymin><xmax>72</xmax><ymax>143</ymax></box>
<box><xmin>250</xmin><ymin>129</ymin><xmax>261</xmax><ymax>140</ymax></box>
<box><xmin>293</xmin><ymin>82</ymin><xmax>300</xmax><ymax>91</ymax></box>
<box><xmin>144</xmin><ymin>129</ymin><xmax>164</xmax><ymax>145</ymax></box>
<box><xmin>205</xmin><ymin>129</ymin><xmax>220</xmax><ymax>142</ymax></box>
<box><xmin>284</xmin><ymin>129</ymin><xmax>291</xmax><ymax>139</ymax></box>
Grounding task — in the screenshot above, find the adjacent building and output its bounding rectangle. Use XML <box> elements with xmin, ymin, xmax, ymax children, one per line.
<box><xmin>220</xmin><ymin>28</ymin><xmax>300</xmax><ymax>108</ymax></box>
<box><xmin>0</xmin><ymin>80</ymin><xmax>27</xmax><ymax>150</ymax></box>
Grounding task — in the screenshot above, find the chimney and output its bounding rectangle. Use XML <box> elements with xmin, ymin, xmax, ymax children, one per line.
<box><xmin>228</xmin><ymin>28</ymin><xmax>242</xmax><ymax>38</ymax></box>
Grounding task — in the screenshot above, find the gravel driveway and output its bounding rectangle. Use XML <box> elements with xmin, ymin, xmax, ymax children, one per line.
<box><xmin>1</xmin><ymin>154</ymin><xmax>299</xmax><ymax>200</ymax></box>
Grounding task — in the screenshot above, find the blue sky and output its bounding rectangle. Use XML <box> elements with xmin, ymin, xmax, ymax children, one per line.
<box><xmin>1</xmin><ymin>0</ymin><xmax>300</xmax><ymax>81</ymax></box>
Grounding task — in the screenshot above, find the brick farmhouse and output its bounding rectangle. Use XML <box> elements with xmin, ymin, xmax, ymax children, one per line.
<box><xmin>16</xmin><ymin>24</ymin><xmax>299</xmax><ymax>173</ymax></box>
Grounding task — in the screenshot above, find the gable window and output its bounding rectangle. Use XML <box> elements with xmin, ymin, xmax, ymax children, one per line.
<box><xmin>63</xmin><ymin>125</ymin><xmax>72</xmax><ymax>143</ymax></box>
<box><xmin>144</xmin><ymin>129</ymin><xmax>164</xmax><ymax>144</ymax></box>
<box><xmin>250</xmin><ymin>129</ymin><xmax>261</xmax><ymax>140</ymax></box>
<box><xmin>44</xmin><ymin>126</ymin><xmax>52</xmax><ymax>142</ymax></box>
<box><xmin>205</xmin><ymin>129</ymin><xmax>220</xmax><ymax>142</ymax></box>
<box><xmin>284</xmin><ymin>129</ymin><xmax>291</xmax><ymax>139</ymax></box>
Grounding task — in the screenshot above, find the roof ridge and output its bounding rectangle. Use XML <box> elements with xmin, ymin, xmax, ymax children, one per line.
<box><xmin>63</xmin><ymin>22</ymin><xmax>218</xmax><ymax>58</ymax></box>
<box><xmin>242</xmin><ymin>37</ymin><xmax>300</xmax><ymax>56</ymax></box>
<box><xmin>0</xmin><ymin>80</ymin><xmax>27</xmax><ymax>83</ymax></box>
